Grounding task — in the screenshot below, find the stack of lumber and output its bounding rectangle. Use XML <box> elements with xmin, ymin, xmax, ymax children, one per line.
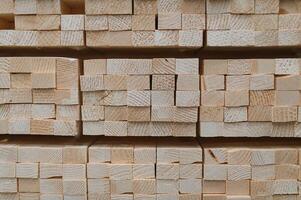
<box><xmin>86</xmin><ymin>0</ymin><xmax>205</xmax><ymax>47</ymax></box>
<box><xmin>200</xmin><ymin>58</ymin><xmax>301</xmax><ymax>137</ymax></box>
<box><xmin>2</xmin><ymin>0</ymin><xmax>301</xmax><ymax>48</ymax></box>
<box><xmin>0</xmin><ymin>0</ymin><xmax>204</xmax><ymax>48</ymax></box>
<box><xmin>206</xmin><ymin>0</ymin><xmax>301</xmax><ymax>47</ymax></box>
<box><xmin>204</xmin><ymin>146</ymin><xmax>300</xmax><ymax>200</ymax></box>
<box><xmin>0</xmin><ymin>142</ymin><xmax>89</xmax><ymax>200</ymax></box>
<box><xmin>0</xmin><ymin>140</ymin><xmax>202</xmax><ymax>199</ymax></box>
<box><xmin>0</xmin><ymin>57</ymin><xmax>80</xmax><ymax>136</ymax></box>
<box><xmin>81</xmin><ymin>58</ymin><xmax>199</xmax><ymax>136</ymax></box>
<box><xmin>88</xmin><ymin>140</ymin><xmax>202</xmax><ymax>200</ymax></box>
<box><xmin>0</xmin><ymin>0</ymin><xmax>85</xmax><ymax>47</ymax></box>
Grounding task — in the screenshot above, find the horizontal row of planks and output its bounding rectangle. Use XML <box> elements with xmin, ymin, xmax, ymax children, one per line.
<box><xmin>0</xmin><ymin>139</ymin><xmax>202</xmax><ymax>200</ymax></box>
<box><xmin>2</xmin><ymin>57</ymin><xmax>301</xmax><ymax>137</ymax></box>
<box><xmin>0</xmin><ymin>139</ymin><xmax>300</xmax><ymax>200</ymax></box>
<box><xmin>0</xmin><ymin>0</ymin><xmax>300</xmax><ymax>47</ymax></box>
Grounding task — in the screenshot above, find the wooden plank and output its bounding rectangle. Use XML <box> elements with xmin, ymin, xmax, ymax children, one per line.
<box><xmin>200</xmin><ymin>106</ymin><xmax>224</xmax><ymax>122</ymax></box>
<box><xmin>61</xmin><ymin>15</ymin><xmax>84</xmax><ymax>31</ymax></box>
<box><xmin>272</xmin><ymin>106</ymin><xmax>298</xmax><ymax>122</ymax></box>
<box><xmin>108</xmin><ymin>15</ymin><xmax>132</xmax><ymax>31</ymax></box>
<box><xmin>201</xmin><ymin>75</ymin><xmax>224</xmax><ymax>91</ymax></box>
<box><xmin>37</xmin><ymin>15</ymin><xmax>61</xmax><ymax>30</ymax></box>
<box><xmin>176</xmin><ymin>91</ymin><xmax>200</xmax><ymax>107</ymax></box>
<box><xmin>224</xmin><ymin>107</ymin><xmax>247</xmax><ymax>122</ymax></box>
<box><xmin>105</xmin><ymin>106</ymin><xmax>127</xmax><ymax>121</ymax></box>
<box><xmin>225</xmin><ymin>90</ymin><xmax>249</xmax><ymax>107</ymax></box>
<box><xmin>85</xmin><ymin>16</ymin><xmax>108</xmax><ymax>31</ymax></box>
<box><xmin>63</xmin><ymin>164</ymin><xmax>86</xmax><ymax>179</ymax></box>
<box><xmin>152</xmin><ymin>75</ymin><xmax>175</xmax><ymax>90</ymax></box>
<box><xmin>132</xmin><ymin>15</ymin><xmax>155</xmax><ymax>31</ymax></box>
<box><xmin>158</xmin><ymin>14</ymin><xmax>182</xmax><ymax>30</ymax></box>
<box><xmin>15</xmin><ymin>0</ymin><xmax>37</xmax><ymax>14</ymax></box>
<box><xmin>201</xmin><ymin>91</ymin><xmax>225</xmax><ymax>106</ymax></box>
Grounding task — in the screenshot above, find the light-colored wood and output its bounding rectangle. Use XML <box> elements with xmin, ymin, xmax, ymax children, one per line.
<box><xmin>108</xmin><ymin>15</ymin><xmax>132</xmax><ymax>31</ymax></box>
<box><xmin>248</xmin><ymin>106</ymin><xmax>272</xmax><ymax>121</ymax></box>
<box><xmin>40</xmin><ymin>163</ymin><xmax>62</xmax><ymax>178</ymax></box>
<box><xmin>110</xmin><ymin>164</ymin><xmax>132</xmax><ymax>180</ymax></box>
<box><xmin>63</xmin><ymin>145</ymin><xmax>87</xmax><ymax>164</ymax></box>
<box><xmin>133</xmin><ymin>179</ymin><xmax>156</xmax><ymax>194</ymax></box>
<box><xmin>111</xmin><ymin>145</ymin><xmax>133</xmax><ymax>164</ymax></box>
<box><xmin>132</xmin><ymin>15</ymin><xmax>155</xmax><ymax>31</ymax></box>
<box><xmin>177</xmin><ymin>75</ymin><xmax>199</xmax><ymax>91</ymax></box>
<box><xmin>151</xmin><ymin>106</ymin><xmax>175</xmax><ymax>122</ymax></box>
<box><xmin>63</xmin><ymin>180</ymin><xmax>87</xmax><ymax>195</ymax></box>
<box><xmin>158</xmin><ymin>14</ymin><xmax>182</xmax><ymax>30</ymax></box>
<box><xmin>87</xmin><ymin>163</ymin><xmax>109</xmax><ymax>178</ymax></box>
<box><xmin>200</xmin><ymin>106</ymin><xmax>224</xmax><ymax>122</ymax></box>
<box><xmin>37</xmin><ymin>15</ymin><xmax>61</xmax><ymax>30</ymax></box>
<box><xmin>152</xmin><ymin>75</ymin><xmax>175</xmax><ymax>90</ymax></box>
<box><xmin>0</xmin><ymin>178</ymin><xmax>17</xmax><ymax>193</ymax></box>
<box><xmin>85</xmin><ymin>0</ymin><xmax>132</xmax><ymax>15</ymax></box>
<box><xmin>176</xmin><ymin>91</ymin><xmax>200</xmax><ymax>107</ymax></box>
<box><xmin>203</xmin><ymin>60</ymin><xmax>228</xmax><ymax>75</ymax></box>
<box><xmin>127</xmin><ymin>122</ymin><xmax>148</xmax><ymax>136</ymax></box>
<box><xmin>104</xmin><ymin>75</ymin><xmax>127</xmax><ymax>90</ymax></box>
<box><xmin>10</xmin><ymin>74</ymin><xmax>32</xmax><ymax>88</ymax></box>
<box><xmin>40</xmin><ymin>179</ymin><xmax>63</xmax><ymax>194</ymax></box>
<box><xmin>127</xmin><ymin>107</ymin><xmax>150</xmax><ymax>122</ymax></box>
<box><xmin>127</xmin><ymin>75</ymin><xmax>150</xmax><ymax>90</ymax></box>
<box><xmin>250</xmin><ymin>90</ymin><xmax>274</xmax><ymax>106</ymax></box>
<box><xmin>0</xmin><ymin>163</ymin><xmax>15</xmax><ymax>178</ymax></box>
<box><xmin>156</xmin><ymin>164</ymin><xmax>179</xmax><ymax>180</ymax></box>
<box><xmin>0</xmin><ymin>0</ymin><xmax>14</xmax><ymax>14</ymax></box>
<box><xmin>201</xmin><ymin>91</ymin><xmax>225</xmax><ymax>106</ymax></box>
<box><xmin>15</xmin><ymin>15</ymin><xmax>37</xmax><ymax>31</ymax></box>
<box><xmin>105</xmin><ymin>106</ymin><xmax>127</xmax><ymax>121</ymax></box>
<box><xmin>63</xmin><ymin>164</ymin><xmax>86</xmax><ymax>179</ymax></box>
<box><xmin>127</xmin><ymin>91</ymin><xmax>151</xmax><ymax>107</ymax></box>
<box><xmin>16</xmin><ymin>163</ymin><xmax>39</xmax><ymax>178</ymax></box>
<box><xmin>224</xmin><ymin>107</ymin><xmax>247</xmax><ymax>122</ymax></box>
<box><xmin>61</xmin><ymin>15</ymin><xmax>84</xmax><ymax>31</ymax></box>
<box><xmin>37</xmin><ymin>0</ymin><xmax>61</xmax><ymax>14</ymax></box>
<box><xmin>80</xmin><ymin>75</ymin><xmax>104</xmax><ymax>91</ymax></box>
<box><xmin>15</xmin><ymin>0</ymin><xmax>37</xmax><ymax>15</ymax></box>
<box><xmin>88</xmin><ymin>179</ymin><xmax>110</xmax><ymax>194</ymax></box>
<box><xmin>201</xmin><ymin>75</ymin><xmax>225</xmax><ymax>91</ymax></box>
<box><xmin>275</xmin><ymin>91</ymin><xmax>299</xmax><ymax>106</ymax></box>
<box><xmin>226</xmin><ymin>75</ymin><xmax>250</xmax><ymax>90</ymax></box>
<box><xmin>10</xmin><ymin>88</ymin><xmax>32</xmax><ymax>103</ymax></box>
<box><xmin>104</xmin><ymin>121</ymin><xmax>127</xmax><ymax>136</ymax></box>
<box><xmin>228</xmin><ymin>59</ymin><xmax>253</xmax><ymax>75</ymax></box>
<box><xmin>225</xmin><ymin>90</ymin><xmax>249</xmax><ymax>107</ymax></box>
<box><xmin>250</xmin><ymin>74</ymin><xmax>274</xmax><ymax>90</ymax></box>
<box><xmin>134</xmin><ymin>145</ymin><xmax>156</xmax><ymax>164</ymax></box>
<box><xmin>85</xmin><ymin>16</ymin><xmax>108</xmax><ymax>31</ymax></box>
<box><xmin>61</xmin><ymin>30</ymin><xmax>85</xmax><ymax>46</ymax></box>
<box><xmin>272</xmin><ymin>106</ymin><xmax>298</xmax><ymax>122</ymax></box>
<box><xmin>84</xmin><ymin>59</ymin><xmax>106</xmax><ymax>75</ymax></box>
<box><xmin>151</xmin><ymin>91</ymin><xmax>174</xmax><ymax>106</ymax></box>
<box><xmin>204</xmin><ymin>165</ymin><xmax>227</xmax><ymax>180</ymax></box>
<box><xmin>54</xmin><ymin>120</ymin><xmax>79</xmax><ymax>136</ymax></box>
<box><xmin>31</xmin><ymin>73</ymin><xmax>56</xmax><ymax>89</ymax></box>
<box><xmin>276</xmin><ymin>75</ymin><xmax>301</xmax><ymax>90</ymax></box>
<box><xmin>230</xmin><ymin>0</ymin><xmax>254</xmax><ymax>14</ymax></box>
<box><xmin>88</xmin><ymin>145</ymin><xmax>111</xmax><ymax>163</ymax></box>
<box><xmin>275</xmin><ymin>59</ymin><xmax>300</xmax><ymax>75</ymax></box>
<box><xmin>30</xmin><ymin>119</ymin><xmax>54</xmax><ymax>135</ymax></box>
<box><xmin>0</xmin><ymin>145</ymin><xmax>17</xmax><ymax>162</ymax></box>
<box><xmin>133</xmin><ymin>164</ymin><xmax>155</xmax><ymax>179</ymax></box>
